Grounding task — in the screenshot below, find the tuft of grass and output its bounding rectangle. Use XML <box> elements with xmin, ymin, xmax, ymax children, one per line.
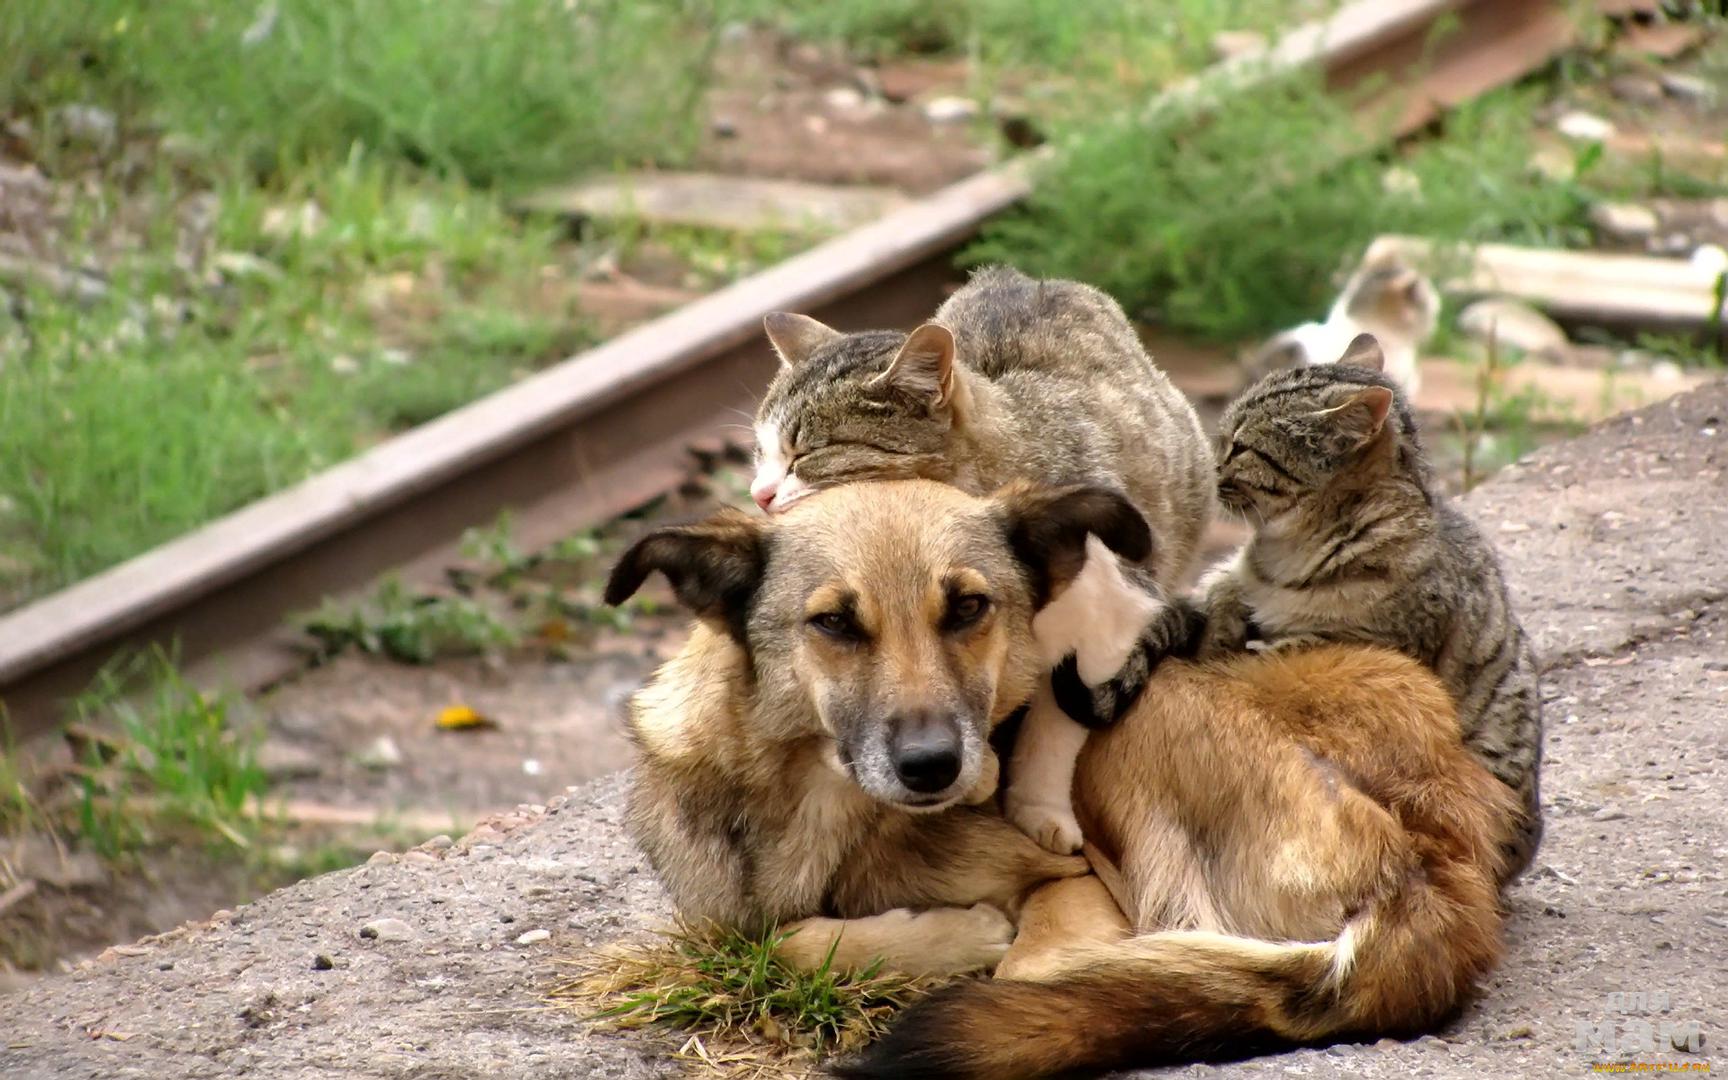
<box><xmin>0</xmin><ymin>0</ymin><xmax>714</xmax><ymax>190</ymax></box>
<box><xmin>67</xmin><ymin>650</ymin><xmax>267</xmax><ymax>857</ymax></box>
<box><xmin>300</xmin><ymin>576</ymin><xmax>520</xmax><ymax>665</ymax></box>
<box><xmin>550</xmin><ymin>922</ymin><xmax>937</xmax><ymax>1070</ymax></box>
<box><xmin>971</xmin><ymin>74</ymin><xmax>1594</xmax><ymax>342</ymax></box>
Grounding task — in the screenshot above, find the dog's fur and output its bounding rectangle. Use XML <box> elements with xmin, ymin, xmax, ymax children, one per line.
<box><xmin>609</xmin><ymin>480</ymin><xmax>1513</xmax><ymax>1078</ymax></box>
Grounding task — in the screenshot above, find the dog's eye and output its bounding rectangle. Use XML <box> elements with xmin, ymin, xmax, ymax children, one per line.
<box><xmin>946</xmin><ymin>594</ymin><xmax>991</xmax><ymax>630</ymax></box>
<box><xmin>808</xmin><ymin>611</ymin><xmax>860</xmax><ymax>640</ymax></box>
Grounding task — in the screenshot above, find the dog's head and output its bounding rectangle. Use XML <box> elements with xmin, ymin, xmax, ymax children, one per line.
<box><xmin>605</xmin><ymin>479</ymin><xmax>1150</xmax><ymax>811</ymax></box>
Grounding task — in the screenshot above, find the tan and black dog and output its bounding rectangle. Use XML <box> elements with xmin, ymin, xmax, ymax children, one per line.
<box><xmin>605</xmin><ymin>480</ymin><xmax>1514</xmax><ymax>1078</ymax></box>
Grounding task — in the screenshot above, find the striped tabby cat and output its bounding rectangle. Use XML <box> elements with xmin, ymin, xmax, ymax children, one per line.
<box><xmin>1066</xmin><ymin>334</ymin><xmax>1542</xmax><ymax>879</ymax></box>
<box><xmin>1197</xmin><ymin>334</ymin><xmax>1541</xmax><ymax>879</ymax></box>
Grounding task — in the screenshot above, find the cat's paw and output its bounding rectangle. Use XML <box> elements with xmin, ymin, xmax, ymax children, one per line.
<box><xmin>1006</xmin><ymin>793</ymin><xmax>1085</xmax><ymax>855</ymax></box>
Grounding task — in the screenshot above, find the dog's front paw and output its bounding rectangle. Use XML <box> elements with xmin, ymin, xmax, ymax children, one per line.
<box><xmin>917</xmin><ymin>904</ymin><xmax>1016</xmax><ymax>974</ymax></box>
<box><xmin>1005</xmin><ymin>793</ymin><xmax>1084</xmax><ymax>855</ymax></box>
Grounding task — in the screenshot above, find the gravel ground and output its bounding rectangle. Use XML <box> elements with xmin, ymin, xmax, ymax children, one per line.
<box><xmin>4</xmin><ymin>382</ymin><xmax>1725</xmax><ymax>1080</ymax></box>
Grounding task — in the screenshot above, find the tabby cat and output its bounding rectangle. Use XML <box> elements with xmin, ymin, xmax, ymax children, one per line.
<box><xmin>751</xmin><ymin>265</ymin><xmax>1215</xmax><ymax>853</ymax></box>
<box><xmin>1183</xmin><ymin>334</ymin><xmax>1540</xmax><ymax>879</ymax></box>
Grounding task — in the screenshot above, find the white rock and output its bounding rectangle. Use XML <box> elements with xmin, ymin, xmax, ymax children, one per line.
<box><xmin>256</xmin><ymin>740</ymin><xmax>322</xmax><ymax>781</ymax></box>
<box><xmin>359</xmin><ymin>917</ymin><xmax>414</xmax><ymax>941</ymax></box>
<box><xmin>1588</xmin><ymin>201</ymin><xmax>1660</xmax><ymax>241</ymax></box>
<box><xmin>822</xmin><ymin>87</ymin><xmax>864</xmax><ymax>111</ymax></box>
<box><xmin>328</xmin><ymin>354</ymin><xmax>360</xmax><ymax>376</ymax></box>
<box><xmin>1556</xmin><ymin>110</ymin><xmax>1616</xmax><ymax>142</ymax></box>
<box><xmin>922</xmin><ymin>96</ymin><xmax>980</xmax><ymax>124</ymax></box>
<box><xmin>357</xmin><ymin>734</ymin><xmax>403</xmax><ymax>769</ymax></box>
<box><xmin>515</xmin><ymin>929</ymin><xmax>551</xmax><ymax>946</ymax></box>
<box><xmin>54</xmin><ymin>104</ymin><xmax>117</xmax><ymax>150</ymax></box>
<box><xmin>213</xmin><ymin>252</ymin><xmax>283</xmax><ymax>281</ymax></box>
<box><xmin>1689</xmin><ymin>244</ymin><xmax>1728</xmax><ymax>276</ymax></box>
<box><xmin>1457</xmin><ymin>297</ymin><xmax>1570</xmax><ymax>359</ymax></box>
<box><xmin>1661</xmin><ymin>73</ymin><xmax>1717</xmax><ymax>105</ymax></box>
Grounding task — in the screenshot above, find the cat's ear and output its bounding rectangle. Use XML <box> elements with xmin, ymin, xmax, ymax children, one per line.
<box><xmin>872</xmin><ymin>323</ymin><xmax>959</xmax><ymax>409</ymax></box>
<box><xmin>1327</xmin><ymin>385</ymin><xmax>1395</xmax><ymax>444</ymax></box>
<box><xmin>605</xmin><ymin>509</ymin><xmax>767</xmax><ymax>642</ymax></box>
<box><xmin>764</xmin><ymin>312</ymin><xmax>842</xmax><ymax>369</ymax></box>
<box><xmin>1337</xmin><ymin>333</ymin><xmax>1385</xmax><ymax>372</ymax></box>
<box><xmin>993</xmin><ymin>481</ymin><xmax>1153</xmax><ymax>608</ymax></box>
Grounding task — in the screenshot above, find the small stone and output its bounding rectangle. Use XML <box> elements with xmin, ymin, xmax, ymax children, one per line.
<box><xmin>1690</xmin><ymin>244</ymin><xmax>1728</xmax><ymax>275</ymax></box>
<box><xmin>356</xmin><ymin>734</ymin><xmax>403</xmax><ymax>770</ymax></box>
<box><xmin>1609</xmin><ymin>74</ymin><xmax>1665</xmax><ymax>105</ymax></box>
<box><xmin>358</xmin><ymin>918</ymin><xmax>414</xmax><ymax>942</ymax></box>
<box><xmin>1588</xmin><ymin>201</ymin><xmax>1660</xmax><ymax>242</ymax></box>
<box><xmin>823</xmin><ymin>86</ymin><xmax>864</xmax><ymax>111</ymax></box>
<box><xmin>922</xmin><ymin>96</ymin><xmax>979</xmax><ymax>124</ymax></box>
<box><xmin>212</xmin><ymin>252</ymin><xmax>284</xmax><ymax>281</ymax></box>
<box><xmin>515</xmin><ymin>929</ymin><xmax>551</xmax><ymax>946</ymax></box>
<box><xmin>366</xmin><ymin>850</ymin><xmax>397</xmax><ymax>866</ymax></box>
<box><xmin>1704</xmin><ymin>660</ymin><xmax>1728</xmax><ymax>672</ymax></box>
<box><xmin>1661</xmin><ymin>73</ymin><xmax>1717</xmax><ymax>105</ymax></box>
<box><xmin>1210</xmin><ymin>29</ymin><xmax>1267</xmax><ymax>63</ymax></box>
<box><xmin>311</xmin><ymin>954</ymin><xmax>334</xmax><ymax>971</ymax></box>
<box><xmin>1457</xmin><ymin>297</ymin><xmax>1570</xmax><ymax>359</ymax></box>
<box><xmin>53</xmin><ymin>104</ymin><xmax>117</xmax><ymax>150</ymax></box>
<box><xmin>329</xmin><ymin>355</ymin><xmax>360</xmax><ymax>376</ymax></box>
<box><xmin>400</xmin><ymin>850</ymin><xmax>436</xmax><ymax>865</ymax></box>
<box><xmin>710</xmin><ymin>116</ymin><xmax>738</xmax><ymax>139</ymax></box>
<box><xmin>1592</xmin><ymin>807</ymin><xmax>1629</xmax><ymax>822</ymax></box>
<box><xmin>422</xmin><ymin>834</ymin><xmax>454</xmax><ymax>851</ymax></box>
<box><xmin>1556</xmin><ymin>110</ymin><xmax>1616</xmax><ymax>142</ymax></box>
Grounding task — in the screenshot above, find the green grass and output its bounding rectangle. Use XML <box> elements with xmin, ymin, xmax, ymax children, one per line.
<box><xmin>553</xmin><ymin>921</ymin><xmax>936</xmax><ymax>1066</ymax></box>
<box><xmin>0</xmin><ymin>0</ymin><xmax>713</xmax><ymax>190</ymax></box>
<box><xmin>971</xmin><ymin>73</ymin><xmax>1596</xmax><ymax>342</ymax></box>
<box><xmin>0</xmin><ymin>153</ymin><xmax>593</xmax><ymax>605</ymax></box>
<box><xmin>300</xmin><ymin>576</ymin><xmax>520</xmax><ymax>666</ymax></box>
<box><xmin>66</xmin><ymin>650</ymin><xmax>267</xmax><ymax>857</ymax></box>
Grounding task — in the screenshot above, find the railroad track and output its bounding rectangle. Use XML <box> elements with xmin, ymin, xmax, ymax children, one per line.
<box><xmin>0</xmin><ymin>0</ymin><xmax>1599</xmax><ymax>740</ymax></box>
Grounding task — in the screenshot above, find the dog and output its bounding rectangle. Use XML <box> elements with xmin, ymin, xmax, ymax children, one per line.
<box><xmin>606</xmin><ymin>479</ymin><xmax>1513</xmax><ymax>1076</ymax></box>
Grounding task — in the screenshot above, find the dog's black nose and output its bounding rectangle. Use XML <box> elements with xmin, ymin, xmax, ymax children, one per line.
<box><xmin>889</xmin><ymin>712</ymin><xmax>962</xmax><ymax>794</ymax></box>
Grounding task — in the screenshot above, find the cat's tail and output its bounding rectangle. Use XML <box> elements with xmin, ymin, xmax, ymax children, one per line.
<box><xmin>833</xmin><ymin>860</ymin><xmax>1501</xmax><ymax>1080</ymax></box>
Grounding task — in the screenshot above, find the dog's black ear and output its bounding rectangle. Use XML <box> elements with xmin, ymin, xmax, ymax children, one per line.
<box><xmin>994</xmin><ymin>482</ymin><xmax>1152</xmax><ymax>607</ymax></box>
<box><xmin>605</xmin><ymin>509</ymin><xmax>768</xmax><ymax>641</ymax></box>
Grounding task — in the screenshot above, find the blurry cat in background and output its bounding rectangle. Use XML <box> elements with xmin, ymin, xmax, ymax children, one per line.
<box><xmin>1245</xmin><ymin>246</ymin><xmax>1439</xmax><ymax>400</ymax></box>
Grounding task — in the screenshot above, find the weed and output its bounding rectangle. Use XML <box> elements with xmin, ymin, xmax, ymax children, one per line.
<box><xmin>972</xmin><ymin>72</ymin><xmax>1592</xmax><ymax>342</ymax></box>
<box><xmin>1</xmin><ymin>0</ymin><xmax>715</xmax><ymax>190</ymax></box>
<box><xmin>301</xmin><ymin>577</ymin><xmax>519</xmax><ymax>665</ymax></box>
<box><xmin>67</xmin><ymin>650</ymin><xmax>266</xmax><ymax>856</ymax></box>
<box><xmin>551</xmin><ymin>921</ymin><xmax>936</xmax><ymax>1068</ymax></box>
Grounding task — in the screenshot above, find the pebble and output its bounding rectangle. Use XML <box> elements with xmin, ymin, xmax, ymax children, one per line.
<box><xmin>1588</xmin><ymin>201</ymin><xmax>1660</xmax><ymax>242</ymax></box>
<box><xmin>1661</xmin><ymin>73</ymin><xmax>1717</xmax><ymax>105</ymax></box>
<box><xmin>515</xmin><ymin>929</ymin><xmax>551</xmax><ymax>946</ymax></box>
<box><xmin>357</xmin><ymin>734</ymin><xmax>403</xmax><ymax>770</ymax></box>
<box><xmin>710</xmin><ymin>116</ymin><xmax>738</xmax><ymax>139</ymax></box>
<box><xmin>53</xmin><ymin>104</ymin><xmax>117</xmax><ymax>150</ymax></box>
<box><xmin>358</xmin><ymin>918</ymin><xmax>414</xmax><ymax>942</ymax></box>
<box><xmin>922</xmin><ymin>96</ymin><xmax>980</xmax><ymax>124</ymax></box>
<box><xmin>1556</xmin><ymin>110</ymin><xmax>1616</xmax><ymax>142</ymax></box>
<box><xmin>312</xmin><ymin>954</ymin><xmax>334</xmax><ymax>971</ymax></box>
<box><xmin>1457</xmin><ymin>297</ymin><xmax>1570</xmax><ymax>359</ymax></box>
<box><xmin>1593</xmin><ymin>808</ymin><xmax>1629</xmax><ymax>822</ymax></box>
<box><xmin>1690</xmin><ymin>244</ymin><xmax>1728</xmax><ymax>276</ymax></box>
<box><xmin>822</xmin><ymin>86</ymin><xmax>865</xmax><ymax>111</ymax></box>
<box><xmin>366</xmin><ymin>850</ymin><xmax>397</xmax><ymax>866</ymax></box>
<box><xmin>400</xmin><ymin>851</ymin><xmax>437</xmax><ymax>865</ymax></box>
<box><xmin>422</xmin><ymin>835</ymin><xmax>454</xmax><ymax>851</ymax></box>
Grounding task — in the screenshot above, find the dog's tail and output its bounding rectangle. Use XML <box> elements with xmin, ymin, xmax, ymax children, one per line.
<box><xmin>834</xmin><ymin>863</ymin><xmax>1501</xmax><ymax>1080</ymax></box>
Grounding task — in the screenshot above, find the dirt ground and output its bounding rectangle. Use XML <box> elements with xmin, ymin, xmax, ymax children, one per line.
<box><xmin>3</xmin><ymin>379</ymin><xmax>1724</xmax><ymax>1080</ymax></box>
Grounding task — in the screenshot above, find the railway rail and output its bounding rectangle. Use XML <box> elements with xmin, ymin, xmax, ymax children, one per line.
<box><xmin>0</xmin><ymin>0</ymin><xmax>1602</xmax><ymax>740</ymax></box>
